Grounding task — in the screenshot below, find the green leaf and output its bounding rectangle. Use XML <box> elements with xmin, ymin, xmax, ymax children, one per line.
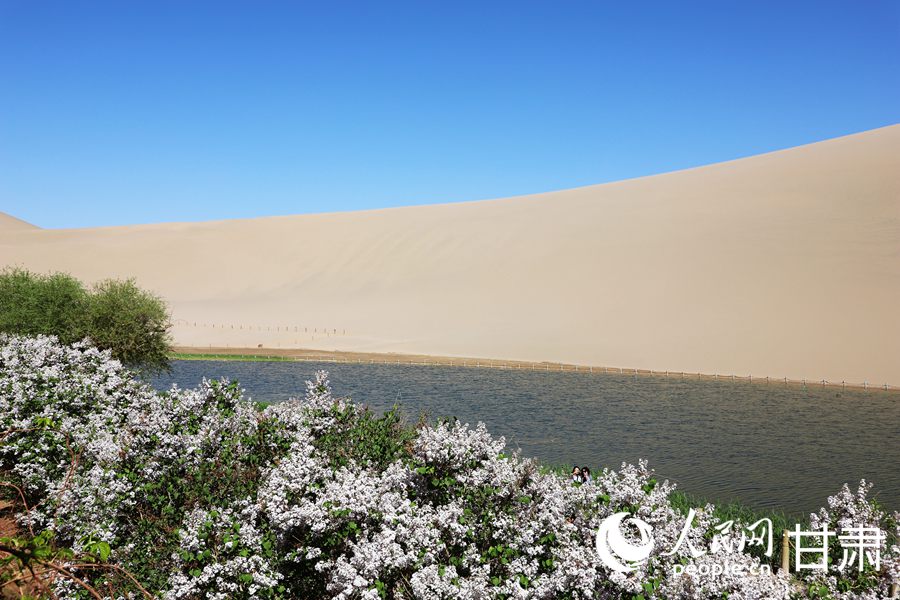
<box><xmin>95</xmin><ymin>541</ymin><xmax>111</xmax><ymax>562</ymax></box>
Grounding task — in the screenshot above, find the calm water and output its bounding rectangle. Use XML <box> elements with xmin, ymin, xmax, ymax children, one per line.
<box><xmin>153</xmin><ymin>360</ymin><xmax>899</xmax><ymax>516</ymax></box>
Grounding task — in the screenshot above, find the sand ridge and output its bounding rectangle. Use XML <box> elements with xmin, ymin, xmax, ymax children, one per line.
<box><xmin>2</xmin><ymin>125</ymin><xmax>899</xmax><ymax>385</ymax></box>
<box><xmin>0</xmin><ymin>213</ymin><xmax>38</xmax><ymax>231</ymax></box>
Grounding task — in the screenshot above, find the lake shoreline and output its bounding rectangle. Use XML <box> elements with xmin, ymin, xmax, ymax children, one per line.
<box><xmin>172</xmin><ymin>346</ymin><xmax>898</xmax><ymax>393</ymax></box>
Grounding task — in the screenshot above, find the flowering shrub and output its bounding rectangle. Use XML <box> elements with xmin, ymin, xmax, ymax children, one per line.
<box><xmin>1</xmin><ymin>335</ymin><xmax>897</xmax><ymax>599</ymax></box>
<box><xmin>801</xmin><ymin>481</ymin><xmax>900</xmax><ymax>599</ymax></box>
<box><xmin>167</xmin><ymin>501</ymin><xmax>283</xmax><ymax>600</ymax></box>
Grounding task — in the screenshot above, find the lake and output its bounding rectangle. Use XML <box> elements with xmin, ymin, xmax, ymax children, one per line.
<box><xmin>153</xmin><ymin>359</ymin><xmax>899</xmax><ymax>516</ymax></box>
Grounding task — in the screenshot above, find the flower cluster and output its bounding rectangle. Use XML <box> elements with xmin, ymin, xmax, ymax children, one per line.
<box><xmin>167</xmin><ymin>500</ymin><xmax>283</xmax><ymax>600</ymax></box>
<box><xmin>797</xmin><ymin>481</ymin><xmax>900</xmax><ymax>599</ymax></box>
<box><xmin>1</xmin><ymin>334</ymin><xmax>896</xmax><ymax>599</ymax></box>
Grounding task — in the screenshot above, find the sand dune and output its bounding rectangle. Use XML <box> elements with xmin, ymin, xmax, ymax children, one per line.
<box><xmin>2</xmin><ymin>125</ymin><xmax>899</xmax><ymax>385</ymax></box>
<box><xmin>0</xmin><ymin>213</ymin><xmax>38</xmax><ymax>231</ymax></box>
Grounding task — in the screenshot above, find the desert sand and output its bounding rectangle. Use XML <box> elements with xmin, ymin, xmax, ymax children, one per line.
<box><xmin>2</xmin><ymin>125</ymin><xmax>898</xmax><ymax>385</ymax></box>
<box><xmin>0</xmin><ymin>212</ymin><xmax>38</xmax><ymax>231</ymax></box>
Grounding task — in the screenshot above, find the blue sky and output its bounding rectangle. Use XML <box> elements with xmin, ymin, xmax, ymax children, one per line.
<box><xmin>1</xmin><ymin>1</ymin><xmax>898</xmax><ymax>228</ymax></box>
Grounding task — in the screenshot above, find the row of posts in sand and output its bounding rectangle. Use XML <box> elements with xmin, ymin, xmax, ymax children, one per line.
<box><xmin>174</xmin><ymin>320</ymin><xmax>895</xmax><ymax>393</ymax></box>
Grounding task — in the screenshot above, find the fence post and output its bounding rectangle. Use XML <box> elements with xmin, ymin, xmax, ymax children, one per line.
<box><xmin>781</xmin><ymin>529</ymin><xmax>790</xmax><ymax>574</ymax></box>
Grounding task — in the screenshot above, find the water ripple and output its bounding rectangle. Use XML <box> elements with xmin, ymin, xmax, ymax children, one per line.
<box><xmin>153</xmin><ymin>360</ymin><xmax>899</xmax><ymax>516</ymax></box>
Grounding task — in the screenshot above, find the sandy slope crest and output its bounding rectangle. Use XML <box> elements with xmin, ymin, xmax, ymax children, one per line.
<box><xmin>2</xmin><ymin>125</ymin><xmax>899</xmax><ymax>385</ymax></box>
<box><xmin>0</xmin><ymin>213</ymin><xmax>38</xmax><ymax>231</ymax></box>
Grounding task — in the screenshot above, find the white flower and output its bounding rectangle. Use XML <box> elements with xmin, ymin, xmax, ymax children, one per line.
<box><xmin>2</xmin><ymin>334</ymin><xmax>895</xmax><ymax>599</ymax></box>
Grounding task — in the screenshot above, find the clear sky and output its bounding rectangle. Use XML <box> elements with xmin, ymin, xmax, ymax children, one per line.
<box><xmin>1</xmin><ymin>1</ymin><xmax>898</xmax><ymax>228</ymax></box>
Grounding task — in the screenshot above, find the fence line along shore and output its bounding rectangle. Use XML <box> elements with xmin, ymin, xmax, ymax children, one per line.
<box><xmin>171</xmin><ymin>346</ymin><xmax>897</xmax><ymax>394</ymax></box>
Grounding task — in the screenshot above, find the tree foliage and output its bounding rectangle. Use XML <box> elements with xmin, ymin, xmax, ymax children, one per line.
<box><xmin>0</xmin><ymin>269</ymin><xmax>88</xmax><ymax>344</ymax></box>
<box><xmin>87</xmin><ymin>278</ymin><xmax>172</xmax><ymax>372</ymax></box>
<box><xmin>0</xmin><ymin>268</ymin><xmax>172</xmax><ymax>370</ymax></box>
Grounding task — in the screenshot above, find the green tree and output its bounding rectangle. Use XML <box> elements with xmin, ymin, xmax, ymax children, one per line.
<box><xmin>0</xmin><ymin>268</ymin><xmax>172</xmax><ymax>371</ymax></box>
<box><xmin>0</xmin><ymin>268</ymin><xmax>89</xmax><ymax>343</ymax></box>
<box><xmin>87</xmin><ymin>278</ymin><xmax>172</xmax><ymax>372</ymax></box>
